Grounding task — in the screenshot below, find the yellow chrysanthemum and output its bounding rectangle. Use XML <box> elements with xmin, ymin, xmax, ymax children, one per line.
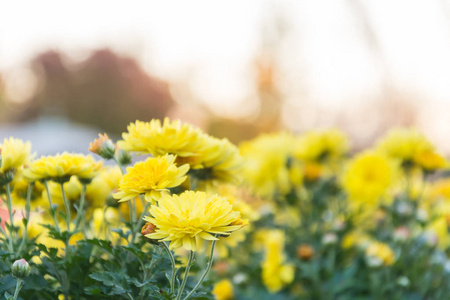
<box><xmin>413</xmin><ymin>149</ymin><xmax>446</xmax><ymax>171</ymax></box>
<box><xmin>23</xmin><ymin>153</ymin><xmax>102</xmax><ymax>183</ymax></box>
<box><xmin>0</xmin><ymin>137</ymin><xmax>32</xmax><ymax>173</ymax></box>
<box><xmin>377</xmin><ymin>128</ymin><xmax>445</xmax><ymax>171</ymax></box>
<box><xmin>212</xmin><ymin>279</ymin><xmax>234</xmax><ymax>300</ymax></box>
<box><xmin>261</xmin><ymin>230</ymin><xmax>295</xmax><ymax>293</ymax></box>
<box><xmin>365</xmin><ymin>241</ymin><xmax>395</xmax><ymax>267</ymax></box>
<box><xmin>144</xmin><ymin>191</ymin><xmax>244</xmax><ymax>251</ymax></box>
<box><xmin>118</xmin><ymin>118</ymin><xmax>243</xmax><ymax>186</ymax></box>
<box><xmin>294</xmin><ymin>129</ymin><xmax>349</xmax><ymax>162</ymax></box>
<box><xmin>342</xmin><ymin>151</ymin><xmax>395</xmax><ymax>207</ymax></box>
<box><xmin>186</xmin><ymin>136</ymin><xmax>243</xmax><ymax>186</ymax></box>
<box><xmin>113</xmin><ymin>154</ymin><xmax>189</xmax><ymax>203</ymax></box>
<box><xmin>341</xmin><ymin>231</ymin><xmax>372</xmax><ymax>249</ymax></box>
<box><xmin>118</xmin><ymin>118</ymin><xmax>205</xmax><ymax>158</ymax></box>
<box><xmin>9</xmin><ymin>174</ymin><xmax>47</xmax><ymax>210</ymax></box>
<box><xmin>240</xmin><ymin>132</ymin><xmax>301</xmax><ymax>198</ymax></box>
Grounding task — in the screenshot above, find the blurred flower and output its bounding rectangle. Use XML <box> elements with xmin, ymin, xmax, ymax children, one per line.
<box><xmin>342</xmin><ymin>151</ymin><xmax>395</xmax><ymax>209</ymax></box>
<box><xmin>341</xmin><ymin>231</ymin><xmax>371</xmax><ymax>249</ymax></box>
<box><xmin>414</xmin><ymin>149</ymin><xmax>446</xmax><ymax>172</ymax></box>
<box><xmin>393</xmin><ymin>226</ymin><xmax>410</xmax><ymax>243</ymax></box>
<box><xmin>297</xmin><ymin>244</ymin><xmax>315</xmax><ymax>261</ymax></box>
<box><xmin>144</xmin><ymin>191</ymin><xmax>245</xmax><ymax>251</ymax></box>
<box><xmin>24</xmin><ymin>153</ymin><xmax>102</xmax><ymax>183</ymax></box>
<box><xmin>294</xmin><ymin>129</ymin><xmax>348</xmax><ymax>163</ymax></box>
<box><xmin>212</xmin><ymin>279</ymin><xmax>234</xmax><ymax>300</ymax></box>
<box><xmin>187</xmin><ymin>136</ymin><xmax>243</xmax><ymax>186</ymax></box>
<box><xmin>261</xmin><ymin>230</ymin><xmax>295</xmax><ymax>293</ymax></box>
<box><xmin>0</xmin><ymin>137</ymin><xmax>32</xmax><ymax>173</ymax></box>
<box><xmin>89</xmin><ymin>133</ymin><xmax>116</xmax><ymax>160</ymax></box>
<box><xmin>240</xmin><ymin>132</ymin><xmax>301</xmax><ymax>198</ymax></box>
<box><xmin>365</xmin><ymin>241</ymin><xmax>395</xmax><ymax>267</ymax></box>
<box><xmin>322</xmin><ymin>233</ymin><xmax>338</xmax><ymax>246</ymax></box>
<box><xmin>303</xmin><ymin>162</ymin><xmax>323</xmax><ymax>182</ymax></box>
<box><xmin>377</xmin><ymin>128</ymin><xmax>444</xmax><ymax>171</ymax></box>
<box><xmin>113</xmin><ymin>154</ymin><xmax>188</xmax><ymax>204</ymax></box>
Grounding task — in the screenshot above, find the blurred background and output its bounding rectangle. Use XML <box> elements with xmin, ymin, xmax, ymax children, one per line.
<box><xmin>1</xmin><ymin>0</ymin><xmax>450</xmax><ymax>154</ymax></box>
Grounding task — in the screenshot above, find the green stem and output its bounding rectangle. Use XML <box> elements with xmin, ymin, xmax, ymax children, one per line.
<box><xmin>131</xmin><ymin>201</ymin><xmax>150</xmax><ymax>244</ymax></box>
<box><xmin>161</xmin><ymin>242</ymin><xmax>177</xmax><ymax>295</ymax></box>
<box><xmin>113</xmin><ymin>157</ymin><xmax>124</xmax><ymax>175</ymax></box>
<box><xmin>176</xmin><ymin>251</ymin><xmax>194</xmax><ymax>300</ymax></box>
<box><xmin>60</xmin><ymin>183</ymin><xmax>71</xmax><ymax>233</ymax></box>
<box><xmin>183</xmin><ymin>239</ymin><xmax>218</xmax><ymax>300</ymax></box>
<box><xmin>74</xmin><ymin>184</ymin><xmax>87</xmax><ymax>237</ymax></box>
<box><xmin>18</xmin><ymin>183</ymin><xmax>34</xmax><ymax>254</ymax></box>
<box><xmin>12</xmin><ymin>278</ymin><xmax>24</xmax><ymax>300</ymax></box>
<box><xmin>128</xmin><ymin>200</ymin><xmax>136</xmax><ymax>243</ymax></box>
<box><xmin>113</xmin><ymin>157</ymin><xmax>135</xmax><ymax>241</ymax></box>
<box><xmin>5</xmin><ymin>184</ymin><xmax>14</xmax><ymax>253</ymax></box>
<box><xmin>44</xmin><ymin>181</ymin><xmax>60</xmax><ymax>232</ymax></box>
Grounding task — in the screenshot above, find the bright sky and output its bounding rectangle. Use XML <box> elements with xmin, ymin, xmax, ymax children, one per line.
<box><xmin>2</xmin><ymin>0</ymin><xmax>450</xmax><ymax>143</ymax></box>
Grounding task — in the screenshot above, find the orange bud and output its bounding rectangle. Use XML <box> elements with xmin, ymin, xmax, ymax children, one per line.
<box><xmin>297</xmin><ymin>244</ymin><xmax>314</xmax><ymax>261</ymax></box>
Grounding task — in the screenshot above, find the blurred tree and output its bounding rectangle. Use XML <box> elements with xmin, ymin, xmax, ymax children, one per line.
<box><xmin>12</xmin><ymin>49</ymin><xmax>174</xmax><ymax>135</ymax></box>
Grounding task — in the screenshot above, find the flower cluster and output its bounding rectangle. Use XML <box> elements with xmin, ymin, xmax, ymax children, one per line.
<box><xmin>1</xmin><ymin>124</ymin><xmax>450</xmax><ymax>300</ymax></box>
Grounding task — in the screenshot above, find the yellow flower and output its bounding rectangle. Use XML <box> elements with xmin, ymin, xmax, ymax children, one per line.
<box><xmin>24</xmin><ymin>153</ymin><xmax>102</xmax><ymax>183</ymax></box>
<box><xmin>342</xmin><ymin>151</ymin><xmax>395</xmax><ymax>208</ymax></box>
<box><xmin>113</xmin><ymin>154</ymin><xmax>189</xmax><ymax>203</ymax></box>
<box><xmin>118</xmin><ymin>118</ymin><xmax>205</xmax><ymax>158</ymax></box>
<box><xmin>294</xmin><ymin>129</ymin><xmax>348</xmax><ymax>162</ymax></box>
<box><xmin>0</xmin><ymin>137</ymin><xmax>32</xmax><ymax>173</ymax></box>
<box><xmin>341</xmin><ymin>231</ymin><xmax>371</xmax><ymax>249</ymax></box>
<box><xmin>144</xmin><ymin>191</ymin><xmax>245</xmax><ymax>251</ymax></box>
<box><xmin>377</xmin><ymin>128</ymin><xmax>444</xmax><ymax>171</ymax></box>
<box><xmin>365</xmin><ymin>241</ymin><xmax>395</xmax><ymax>267</ymax></box>
<box><xmin>212</xmin><ymin>279</ymin><xmax>234</xmax><ymax>300</ymax></box>
<box><xmin>118</xmin><ymin>118</ymin><xmax>243</xmax><ymax>186</ymax></box>
<box><xmin>186</xmin><ymin>136</ymin><xmax>243</xmax><ymax>186</ymax></box>
<box><xmin>261</xmin><ymin>230</ymin><xmax>295</xmax><ymax>293</ymax></box>
<box><xmin>413</xmin><ymin>149</ymin><xmax>446</xmax><ymax>171</ymax></box>
<box><xmin>240</xmin><ymin>132</ymin><xmax>301</xmax><ymax>198</ymax></box>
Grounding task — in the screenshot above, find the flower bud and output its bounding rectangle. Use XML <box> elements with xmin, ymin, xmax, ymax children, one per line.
<box><xmin>117</xmin><ymin>149</ymin><xmax>132</xmax><ymax>165</ymax></box>
<box><xmin>11</xmin><ymin>259</ymin><xmax>30</xmax><ymax>279</ymax></box>
<box><xmin>141</xmin><ymin>222</ymin><xmax>159</xmax><ymax>245</ymax></box>
<box><xmin>297</xmin><ymin>244</ymin><xmax>314</xmax><ymax>261</ymax></box>
<box><xmin>89</xmin><ymin>134</ymin><xmax>116</xmax><ymax>160</ymax></box>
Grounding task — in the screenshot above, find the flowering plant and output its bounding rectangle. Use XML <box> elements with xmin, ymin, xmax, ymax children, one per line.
<box><xmin>1</xmin><ymin>124</ymin><xmax>449</xmax><ymax>300</ymax></box>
